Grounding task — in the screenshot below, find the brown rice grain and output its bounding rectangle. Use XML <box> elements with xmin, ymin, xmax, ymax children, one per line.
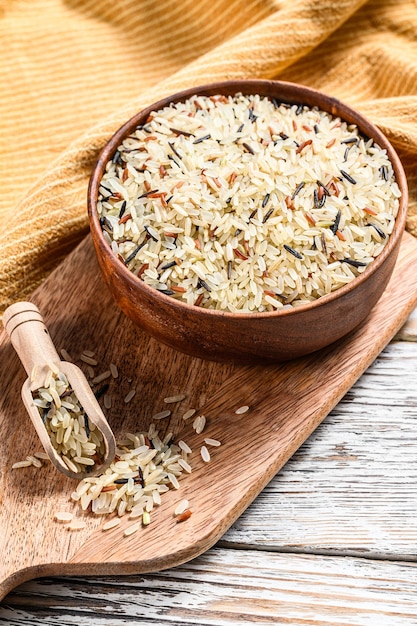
<box><xmin>176</xmin><ymin>509</ymin><xmax>192</xmax><ymax>523</ymax></box>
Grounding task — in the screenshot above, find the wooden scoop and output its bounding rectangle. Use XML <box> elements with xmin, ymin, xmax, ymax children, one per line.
<box><xmin>2</xmin><ymin>301</ymin><xmax>116</xmax><ymax>479</ymax></box>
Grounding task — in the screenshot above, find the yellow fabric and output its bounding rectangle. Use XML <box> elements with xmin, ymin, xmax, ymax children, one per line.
<box><xmin>1</xmin><ymin>0</ymin><xmax>417</xmax><ymax>310</ymax></box>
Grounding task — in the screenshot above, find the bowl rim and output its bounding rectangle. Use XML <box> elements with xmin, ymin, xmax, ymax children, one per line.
<box><xmin>88</xmin><ymin>79</ymin><xmax>408</xmax><ymax>320</ymax></box>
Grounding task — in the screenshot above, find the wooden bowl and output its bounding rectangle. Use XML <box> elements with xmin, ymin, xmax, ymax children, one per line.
<box><xmin>87</xmin><ymin>80</ymin><xmax>408</xmax><ymax>363</ymax></box>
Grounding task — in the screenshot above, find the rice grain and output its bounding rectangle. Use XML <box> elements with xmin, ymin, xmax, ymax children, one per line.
<box><xmin>193</xmin><ymin>414</ymin><xmax>206</xmax><ymax>434</ymax></box>
<box><xmin>80</xmin><ymin>355</ymin><xmax>98</xmax><ymax>366</ymax></box>
<box><xmin>164</xmin><ymin>394</ymin><xmax>186</xmax><ymax>404</ymax></box>
<box><xmin>102</xmin><ymin>518</ymin><xmax>121</xmax><ymax>531</ymax></box>
<box><xmin>200</xmin><ymin>445</ymin><xmax>211</xmax><ymax>462</ymax></box>
<box><xmin>32</xmin><ymin>369</ymin><xmax>106</xmax><ymax>474</ymax></box>
<box><xmin>204</xmin><ymin>438</ymin><xmax>221</xmax><ymax>447</ymax></box>
<box><xmin>68</xmin><ymin>520</ymin><xmax>87</xmax><ymax>531</ymax></box>
<box><xmin>54</xmin><ymin>511</ymin><xmax>74</xmax><ymax>522</ymax></box>
<box><xmin>152</xmin><ymin>409</ymin><xmax>171</xmax><ymax>420</ymax></box>
<box><xmin>124</xmin><ymin>389</ymin><xmax>136</xmax><ymax>403</ymax></box>
<box><xmin>60</xmin><ymin>348</ymin><xmax>73</xmax><ymax>362</ymax></box>
<box><xmin>174</xmin><ymin>499</ymin><xmax>189</xmax><ymax>516</ymax></box>
<box><xmin>110</xmin><ymin>363</ymin><xmax>119</xmax><ymax>378</ymax></box>
<box><xmin>235</xmin><ymin>405</ymin><xmax>250</xmax><ymax>415</ymax></box>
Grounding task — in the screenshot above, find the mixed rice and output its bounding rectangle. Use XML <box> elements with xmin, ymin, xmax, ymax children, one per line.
<box><xmin>32</xmin><ymin>367</ymin><xmax>106</xmax><ymax>474</ymax></box>
<box><xmin>70</xmin><ymin>424</ymin><xmax>191</xmax><ymax>520</ymax></box>
<box><xmin>97</xmin><ymin>93</ymin><xmax>400</xmax><ymax>312</ymax></box>
<box><xmin>12</xmin><ymin>345</ymin><xmax>224</xmax><ymax>531</ymax></box>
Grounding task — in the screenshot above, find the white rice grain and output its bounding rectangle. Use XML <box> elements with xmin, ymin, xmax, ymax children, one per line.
<box><xmin>11</xmin><ymin>460</ymin><xmax>32</xmax><ymax>469</ymax></box>
<box><xmin>102</xmin><ymin>518</ymin><xmax>121</xmax><ymax>531</ymax></box>
<box><xmin>193</xmin><ymin>414</ymin><xmax>206</xmax><ymax>434</ymax></box>
<box><xmin>200</xmin><ymin>446</ymin><xmax>211</xmax><ymax>462</ymax></box>
<box><xmin>68</xmin><ymin>520</ymin><xmax>87</xmax><ymax>531</ymax></box>
<box><xmin>235</xmin><ymin>405</ymin><xmax>250</xmax><ymax>415</ymax></box>
<box><xmin>204</xmin><ymin>438</ymin><xmax>221</xmax><ymax>447</ymax></box>
<box><xmin>174</xmin><ymin>499</ymin><xmax>189</xmax><ymax>516</ymax></box>
<box><xmin>178</xmin><ymin>440</ymin><xmax>192</xmax><ymax>454</ymax></box>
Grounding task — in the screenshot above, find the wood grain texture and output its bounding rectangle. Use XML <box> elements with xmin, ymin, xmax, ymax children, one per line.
<box><xmin>1</xmin><ymin>549</ymin><xmax>417</xmax><ymax>625</ymax></box>
<box><xmin>223</xmin><ymin>340</ymin><xmax>417</xmax><ymax>560</ymax></box>
<box><xmin>1</xmin><ymin>336</ymin><xmax>417</xmax><ymax>622</ymax></box>
<box><xmin>1</xmin><ymin>232</ymin><xmax>417</xmax><ymax>601</ymax></box>
<box><xmin>396</xmin><ymin>305</ymin><xmax>417</xmax><ymax>341</ymax></box>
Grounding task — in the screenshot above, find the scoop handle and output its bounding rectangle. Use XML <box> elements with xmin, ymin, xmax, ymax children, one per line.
<box><xmin>3</xmin><ymin>302</ymin><xmax>61</xmax><ymax>387</ymax></box>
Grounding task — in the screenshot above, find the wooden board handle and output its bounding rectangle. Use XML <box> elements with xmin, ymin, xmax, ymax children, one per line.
<box><xmin>2</xmin><ymin>302</ymin><xmax>61</xmax><ymax>388</ymax></box>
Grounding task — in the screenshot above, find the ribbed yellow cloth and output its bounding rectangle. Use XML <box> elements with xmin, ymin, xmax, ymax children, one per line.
<box><xmin>1</xmin><ymin>0</ymin><xmax>416</xmax><ymax>309</ymax></box>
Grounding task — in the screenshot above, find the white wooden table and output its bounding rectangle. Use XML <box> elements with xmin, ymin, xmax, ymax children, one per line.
<box><xmin>1</xmin><ymin>311</ymin><xmax>417</xmax><ymax>625</ymax></box>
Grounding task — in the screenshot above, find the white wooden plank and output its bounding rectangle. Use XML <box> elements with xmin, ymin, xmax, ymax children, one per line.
<box><xmin>1</xmin><ymin>549</ymin><xmax>417</xmax><ymax>625</ymax></box>
<box><xmin>223</xmin><ymin>340</ymin><xmax>417</xmax><ymax>559</ymax></box>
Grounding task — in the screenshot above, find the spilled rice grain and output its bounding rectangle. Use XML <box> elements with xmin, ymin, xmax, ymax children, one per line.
<box><xmin>200</xmin><ymin>445</ymin><xmax>211</xmax><ymax>462</ymax></box>
<box><xmin>182</xmin><ymin>408</ymin><xmax>196</xmax><ymax>420</ymax></box>
<box><xmin>174</xmin><ymin>499</ymin><xmax>190</xmax><ymax>516</ymax></box>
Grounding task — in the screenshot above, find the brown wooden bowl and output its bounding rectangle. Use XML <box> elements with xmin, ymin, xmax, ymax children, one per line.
<box><xmin>87</xmin><ymin>80</ymin><xmax>408</xmax><ymax>363</ymax></box>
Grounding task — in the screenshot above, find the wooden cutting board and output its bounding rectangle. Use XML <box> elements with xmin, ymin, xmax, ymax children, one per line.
<box><xmin>1</xmin><ymin>231</ymin><xmax>417</xmax><ymax>601</ymax></box>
